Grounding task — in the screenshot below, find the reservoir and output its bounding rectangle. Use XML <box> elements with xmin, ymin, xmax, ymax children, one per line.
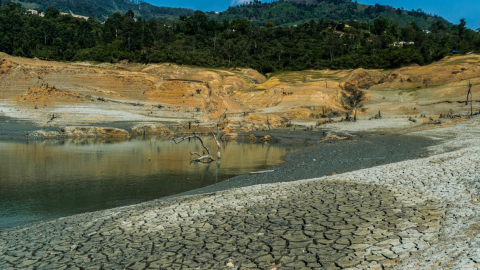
<box><xmin>0</xmin><ymin>136</ymin><xmax>301</xmax><ymax>231</ymax></box>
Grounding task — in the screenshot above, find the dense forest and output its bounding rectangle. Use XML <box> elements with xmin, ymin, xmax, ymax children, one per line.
<box><xmin>0</xmin><ymin>2</ymin><xmax>479</xmax><ymax>73</ymax></box>
<box><xmin>215</xmin><ymin>0</ymin><xmax>451</xmax><ymax>29</ymax></box>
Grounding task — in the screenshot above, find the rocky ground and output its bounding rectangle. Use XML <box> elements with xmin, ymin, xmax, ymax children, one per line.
<box><xmin>1</xmin><ymin>117</ymin><xmax>480</xmax><ymax>269</ymax></box>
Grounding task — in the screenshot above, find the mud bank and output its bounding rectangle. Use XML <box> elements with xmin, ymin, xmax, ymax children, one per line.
<box><xmin>178</xmin><ymin>130</ymin><xmax>437</xmax><ymax>197</ymax></box>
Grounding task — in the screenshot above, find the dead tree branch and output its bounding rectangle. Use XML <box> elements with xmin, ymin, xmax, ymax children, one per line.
<box><xmin>170</xmin><ymin>132</ymin><xmax>221</xmax><ymax>163</ymax></box>
<box><xmin>47</xmin><ymin>114</ymin><xmax>61</xmax><ymax>123</ymax></box>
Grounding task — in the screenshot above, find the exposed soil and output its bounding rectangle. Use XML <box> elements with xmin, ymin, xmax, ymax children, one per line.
<box><xmin>1</xmin><ymin>52</ymin><xmax>480</xmax><ymax>134</ymax></box>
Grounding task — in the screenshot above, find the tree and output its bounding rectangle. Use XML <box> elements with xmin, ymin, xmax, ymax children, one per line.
<box><xmin>324</xmin><ymin>32</ymin><xmax>342</xmax><ymax>61</ymax></box>
<box><xmin>459</xmin><ymin>18</ymin><xmax>467</xmax><ymax>36</ymax></box>
<box><xmin>0</xmin><ymin>35</ymin><xmax>12</xmax><ymax>54</ymax></box>
<box><xmin>429</xmin><ymin>21</ymin><xmax>448</xmax><ymax>34</ymax></box>
<box><xmin>372</xmin><ymin>16</ymin><xmax>389</xmax><ymax>35</ymax></box>
<box><xmin>44</xmin><ymin>7</ymin><xmax>60</xmax><ymax>19</ymax></box>
<box><xmin>125</xmin><ymin>10</ymin><xmax>135</xmax><ymax>19</ymax></box>
<box><xmin>222</xmin><ymin>39</ymin><xmax>235</xmax><ymax>63</ymax></box>
<box><xmin>265</xmin><ymin>21</ymin><xmax>274</xmax><ymax>28</ymax></box>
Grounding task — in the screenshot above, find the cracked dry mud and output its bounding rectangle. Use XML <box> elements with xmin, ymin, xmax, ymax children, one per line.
<box><xmin>0</xmin><ymin>179</ymin><xmax>442</xmax><ymax>270</ymax></box>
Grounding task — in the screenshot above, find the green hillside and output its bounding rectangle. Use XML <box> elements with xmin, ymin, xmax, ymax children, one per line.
<box><xmin>8</xmin><ymin>0</ymin><xmax>194</xmax><ymax>20</ymax></box>
<box><xmin>214</xmin><ymin>0</ymin><xmax>451</xmax><ymax>29</ymax></box>
<box><xmin>5</xmin><ymin>0</ymin><xmax>451</xmax><ymax>30</ymax></box>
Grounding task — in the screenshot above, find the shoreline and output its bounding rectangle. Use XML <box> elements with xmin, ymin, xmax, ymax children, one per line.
<box><xmin>0</xmin><ymin>119</ymin><xmax>437</xmax><ymax>233</ymax></box>
<box><xmin>1</xmin><ymin>118</ymin><xmax>478</xmax><ymax>269</ymax></box>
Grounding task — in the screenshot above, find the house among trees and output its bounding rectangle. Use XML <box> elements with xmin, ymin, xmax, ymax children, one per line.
<box><xmin>389</xmin><ymin>41</ymin><xmax>415</xmax><ymax>47</ymax></box>
<box><xmin>25</xmin><ymin>9</ymin><xmax>38</xmax><ymax>15</ymax></box>
<box><xmin>24</xmin><ymin>8</ymin><xmax>87</xmax><ymax>20</ymax></box>
<box><xmin>25</xmin><ymin>9</ymin><xmax>44</xmax><ymax>17</ymax></box>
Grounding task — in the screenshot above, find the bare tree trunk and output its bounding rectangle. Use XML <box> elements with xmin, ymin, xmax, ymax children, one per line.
<box><xmin>353</xmin><ymin>101</ymin><xmax>357</xmax><ymax>122</ymax></box>
<box><xmin>471</xmin><ymin>91</ymin><xmax>473</xmax><ymax>116</ymax></box>
<box><xmin>466</xmin><ymin>80</ymin><xmax>472</xmax><ymax>106</ymax></box>
<box><xmin>212</xmin><ymin>133</ymin><xmax>220</xmax><ymax>160</ymax></box>
<box><xmin>465</xmin><ymin>80</ymin><xmax>473</xmax><ymax>116</ymax></box>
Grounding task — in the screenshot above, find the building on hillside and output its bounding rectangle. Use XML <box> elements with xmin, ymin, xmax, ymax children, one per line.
<box><xmin>25</xmin><ymin>9</ymin><xmax>45</xmax><ymax>17</ymax></box>
<box><xmin>25</xmin><ymin>9</ymin><xmax>38</xmax><ymax>15</ymax></box>
<box><xmin>388</xmin><ymin>41</ymin><xmax>415</xmax><ymax>47</ymax></box>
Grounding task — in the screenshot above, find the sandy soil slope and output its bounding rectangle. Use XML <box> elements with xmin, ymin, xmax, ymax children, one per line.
<box><xmin>1</xmin><ymin>53</ymin><xmax>480</xmax><ymax>133</ymax></box>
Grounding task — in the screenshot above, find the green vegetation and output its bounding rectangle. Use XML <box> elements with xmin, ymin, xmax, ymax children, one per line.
<box><xmin>215</xmin><ymin>0</ymin><xmax>451</xmax><ymax>29</ymax></box>
<box><xmin>1</xmin><ymin>2</ymin><xmax>479</xmax><ymax>73</ymax></box>
<box><xmin>6</xmin><ymin>0</ymin><xmax>450</xmax><ymax>29</ymax></box>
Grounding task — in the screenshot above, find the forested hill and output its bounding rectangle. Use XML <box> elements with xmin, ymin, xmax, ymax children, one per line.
<box><xmin>8</xmin><ymin>0</ymin><xmax>194</xmax><ymax>20</ymax></box>
<box><xmin>1</xmin><ymin>1</ymin><xmax>478</xmax><ymax>73</ymax></box>
<box><xmin>215</xmin><ymin>0</ymin><xmax>451</xmax><ymax>29</ymax></box>
<box><xmin>9</xmin><ymin>0</ymin><xmax>450</xmax><ymax>30</ymax></box>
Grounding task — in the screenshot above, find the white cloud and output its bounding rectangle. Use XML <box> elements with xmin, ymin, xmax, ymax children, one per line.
<box><xmin>231</xmin><ymin>0</ymin><xmax>249</xmax><ymax>6</ymax></box>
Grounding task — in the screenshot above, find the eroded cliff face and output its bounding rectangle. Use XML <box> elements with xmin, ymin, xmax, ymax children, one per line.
<box><xmin>1</xmin><ymin>52</ymin><xmax>480</xmax><ymax>133</ymax></box>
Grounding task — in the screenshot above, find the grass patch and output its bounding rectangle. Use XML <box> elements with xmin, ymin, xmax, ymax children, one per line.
<box><xmin>444</xmin><ymin>57</ymin><xmax>480</xmax><ymax>66</ymax></box>
<box><xmin>12</xmin><ymin>0</ymin><xmax>40</xmax><ymax>9</ymax></box>
<box><xmin>273</xmin><ymin>70</ymin><xmax>341</xmax><ymax>83</ymax></box>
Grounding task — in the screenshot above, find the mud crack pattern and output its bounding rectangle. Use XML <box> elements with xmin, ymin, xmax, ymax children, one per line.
<box><xmin>0</xmin><ymin>180</ymin><xmax>442</xmax><ymax>270</ymax></box>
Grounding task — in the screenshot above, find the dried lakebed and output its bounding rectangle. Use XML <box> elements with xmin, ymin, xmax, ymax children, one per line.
<box><xmin>2</xmin><ymin>119</ymin><xmax>480</xmax><ymax>269</ymax></box>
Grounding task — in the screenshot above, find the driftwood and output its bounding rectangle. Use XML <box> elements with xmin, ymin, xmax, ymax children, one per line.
<box><xmin>170</xmin><ymin>132</ymin><xmax>221</xmax><ymax>163</ymax></box>
<box><xmin>250</xmin><ymin>170</ymin><xmax>274</xmax><ymax>175</ymax></box>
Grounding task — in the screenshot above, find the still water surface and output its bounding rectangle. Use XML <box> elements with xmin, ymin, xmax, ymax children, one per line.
<box><xmin>0</xmin><ymin>137</ymin><xmax>301</xmax><ymax>231</ymax></box>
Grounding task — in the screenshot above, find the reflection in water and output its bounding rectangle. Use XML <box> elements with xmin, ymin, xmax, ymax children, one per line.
<box><xmin>0</xmin><ymin>137</ymin><xmax>301</xmax><ymax>231</ymax></box>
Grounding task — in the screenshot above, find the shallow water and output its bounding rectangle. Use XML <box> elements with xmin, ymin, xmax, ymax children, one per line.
<box><xmin>0</xmin><ymin>137</ymin><xmax>301</xmax><ymax>231</ymax></box>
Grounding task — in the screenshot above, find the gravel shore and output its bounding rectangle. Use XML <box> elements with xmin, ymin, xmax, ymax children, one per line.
<box><xmin>1</xmin><ymin>118</ymin><xmax>480</xmax><ymax>269</ymax></box>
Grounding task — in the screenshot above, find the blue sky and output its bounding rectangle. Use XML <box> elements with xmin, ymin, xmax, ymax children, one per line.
<box><xmin>147</xmin><ymin>0</ymin><xmax>480</xmax><ymax>30</ymax></box>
